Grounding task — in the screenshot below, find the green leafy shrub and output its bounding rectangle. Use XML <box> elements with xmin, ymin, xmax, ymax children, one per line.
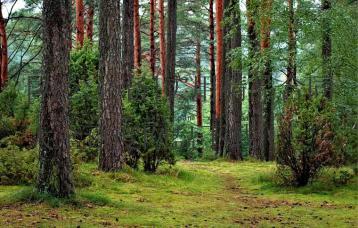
<box><xmin>277</xmin><ymin>92</ymin><xmax>343</xmax><ymax>186</ymax></box>
<box><xmin>123</xmin><ymin>68</ymin><xmax>175</xmax><ymax>172</ymax></box>
<box><xmin>0</xmin><ymin>145</ymin><xmax>38</xmax><ymax>185</ymax></box>
<box><xmin>332</xmin><ymin>170</ymin><xmax>354</xmax><ymax>186</ymax></box>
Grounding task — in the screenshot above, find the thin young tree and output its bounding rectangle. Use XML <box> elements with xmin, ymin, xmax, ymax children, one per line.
<box><xmin>165</xmin><ymin>0</ymin><xmax>177</xmax><ymax>122</ymax></box>
<box><xmin>134</xmin><ymin>0</ymin><xmax>141</xmax><ymax>70</ymax></box>
<box><xmin>85</xmin><ymin>0</ymin><xmax>95</xmax><ymax>42</ymax></box>
<box><xmin>286</xmin><ymin>0</ymin><xmax>297</xmax><ymax>100</ymax></box>
<box><xmin>122</xmin><ymin>0</ymin><xmax>134</xmax><ymax>88</ymax></box>
<box><xmin>98</xmin><ymin>0</ymin><xmax>124</xmax><ymax>171</ymax></box>
<box><xmin>322</xmin><ymin>0</ymin><xmax>333</xmax><ymax>99</ymax></box>
<box><xmin>209</xmin><ymin>0</ymin><xmax>216</xmax><ymax>144</ymax></box>
<box><xmin>150</xmin><ymin>0</ymin><xmax>156</xmax><ymax>76</ymax></box>
<box><xmin>76</xmin><ymin>0</ymin><xmax>85</xmax><ymax>46</ymax></box>
<box><xmin>0</xmin><ymin>1</ymin><xmax>8</xmax><ymax>90</ymax></box>
<box><xmin>38</xmin><ymin>0</ymin><xmax>74</xmax><ymax>197</ymax></box>
<box><xmin>215</xmin><ymin>0</ymin><xmax>224</xmax><ymax>153</ymax></box>
<box><xmin>159</xmin><ymin>0</ymin><xmax>166</xmax><ymax>95</ymax></box>
<box><xmin>261</xmin><ymin>0</ymin><xmax>274</xmax><ymax>161</ymax></box>
<box><xmin>195</xmin><ymin>40</ymin><xmax>203</xmax><ymax>156</ymax></box>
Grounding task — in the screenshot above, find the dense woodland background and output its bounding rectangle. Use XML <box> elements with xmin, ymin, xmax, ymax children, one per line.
<box><xmin>0</xmin><ymin>0</ymin><xmax>357</xmax><ymax>226</ymax></box>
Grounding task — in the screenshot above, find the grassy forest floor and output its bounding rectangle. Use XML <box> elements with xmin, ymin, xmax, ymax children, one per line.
<box><xmin>0</xmin><ymin>161</ymin><xmax>357</xmax><ymax>227</ymax></box>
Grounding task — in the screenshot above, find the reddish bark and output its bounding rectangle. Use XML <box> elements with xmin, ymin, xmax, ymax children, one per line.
<box><xmin>134</xmin><ymin>0</ymin><xmax>141</xmax><ymax>70</ymax></box>
<box><xmin>159</xmin><ymin>0</ymin><xmax>166</xmax><ymax>95</ymax></box>
<box><xmin>215</xmin><ymin>0</ymin><xmax>224</xmax><ymax>120</ymax></box>
<box><xmin>209</xmin><ymin>0</ymin><xmax>216</xmax><ymax>139</ymax></box>
<box><xmin>150</xmin><ymin>0</ymin><xmax>156</xmax><ymax>76</ymax></box>
<box><xmin>76</xmin><ymin>0</ymin><xmax>85</xmax><ymax>47</ymax></box>
<box><xmin>85</xmin><ymin>0</ymin><xmax>94</xmax><ymax>42</ymax></box>
<box><xmin>0</xmin><ymin>3</ymin><xmax>8</xmax><ymax>90</ymax></box>
<box><xmin>196</xmin><ymin>40</ymin><xmax>203</xmax><ymax>156</ymax></box>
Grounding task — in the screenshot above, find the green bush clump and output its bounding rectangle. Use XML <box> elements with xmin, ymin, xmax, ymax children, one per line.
<box><xmin>123</xmin><ymin>67</ymin><xmax>175</xmax><ymax>172</ymax></box>
<box><xmin>277</xmin><ymin>92</ymin><xmax>344</xmax><ymax>186</ymax></box>
<box><xmin>0</xmin><ymin>145</ymin><xmax>38</xmax><ymax>185</ymax></box>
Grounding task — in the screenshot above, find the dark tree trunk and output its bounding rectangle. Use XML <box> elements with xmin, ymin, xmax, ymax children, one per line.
<box><xmin>85</xmin><ymin>0</ymin><xmax>94</xmax><ymax>42</ymax></box>
<box><xmin>209</xmin><ymin>0</ymin><xmax>216</xmax><ymax>149</ymax></box>
<box><xmin>286</xmin><ymin>0</ymin><xmax>297</xmax><ymax>100</ymax></box>
<box><xmin>195</xmin><ymin>40</ymin><xmax>203</xmax><ymax>157</ymax></box>
<box><xmin>165</xmin><ymin>0</ymin><xmax>177</xmax><ymax>122</ymax></box>
<box><xmin>215</xmin><ymin>0</ymin><xmax>224</xmax><ymax>154</ymax></box>
<box><xmin>76</xmin><ymin>0</ymin><xmax>85</xmax><ymax>47</ymax></box>
<box><xmin>150</xmin><ymin>0</ymin><xmax>156</xmax><ymax>76</ymax></box>
<box><xmin>0</xmin><ymin>2</ymin><xmax>8</xmax><ymax>90</ymax></box>
<box><xmin>226</xmin><ymin>0</ymin><xmax>243</xmax><ymax>160</ymax></box>
<box><xmin>322</xmin><ymin>0</ymin><xmax>333</xmax><ymax>100</ymax></box>
<box><xmin>98</xmin><ymin>0</ymin><xmax>124</xmax><ymax>171</ymax></box>
<box><xmin>159</xmin><ymin>0</ymin><xmax>166</xmax><ymax>96</ymax></box>
<box><xmin>261</xmin><ymin>0</ymin><xmax>274</xmax><ymax>161</ymax></box>
<box><xmin>134</xmin><ymin>0</ymin><xmax>141</xmax><ymax>70</ymax></box>
<box><xmin>246</xmin><ymin>0</ymin><xmax>263</xmax><ymax>160</ymax></box>
<box><xmin>122</xmin><ymin>0</ymin><xmax>134</xmax><ymax>88</ymax></box>
<box><xmin>38</xmin><ymin>0</ymin><xmax>74</xmax><ymax>197</ymax></box>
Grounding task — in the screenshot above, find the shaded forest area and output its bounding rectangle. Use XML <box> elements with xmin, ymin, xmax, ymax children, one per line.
<box><xmin>0</xmin><ymin>0</ymin><xmax>357</xmax><ymax>226</ymax></box>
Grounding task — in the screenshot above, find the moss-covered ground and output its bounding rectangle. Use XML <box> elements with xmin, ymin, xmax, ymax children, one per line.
<box><xmin>0</xmin><ymin>161</ymin><xmax>357</xmax><ymax>227</ymax></box>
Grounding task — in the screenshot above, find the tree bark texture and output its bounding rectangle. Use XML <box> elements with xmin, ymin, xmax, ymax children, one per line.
<box><xmin>159</xmin><ymin>0</ymin><xmax>166</xmax><ymax>96</ymax></box>
<box><xmin>195</xmin><ymin>40</ymin><xmax>203</xmax><ymax>156</ymax></box>
<box><xmin>165</xmin><ymin>0</ymin><xmax>177</xmax><ymax>122</ymax></box>
<box><xmin>247</xmin><ymin>0</ymin><xmax>264</xmax><ymax>159</ymax></box>
<box><xmin>134</xmin><ymin>0</ymin><xmax>142</xmax><ymax>70</ymax></box>
<box><xmin>85</xmin><ymin>0</ymin><xmax>94</xmax><ymax>42</ymax></box>
<box><xmin>286</xmin><ymin>0</ymin><xmax>297</xmax><ymax>100</ymax></box>
<box><xmin>150</xmin><ymin>0</ymin><xmax>156</xmax><ymax>76</ymax></box>
<box><xmin>261</xmin><ymin>0</ymin><xmax>274</xmax><ymax>161</ymax></box>
<box><xmin>226</xmin><ymin>0</ymin><xmax>243</xmax><ymax>160</ymax></box>
<box><xmin>38</xmin><ymin>0</ymin><xmax>74</xmax><ymax>197</ymax></box>
<box><xmin>76</xmin><ymin>0</ymin><xmax>85</xmax><ymax>46</ymax></box>
<box><xmin>209</xmin><ymin>0</ymin><xmax>216</xmax><ymax>147</ymax></box>
<box><xmin>98</xmin><ymin>0</ymin><xmax>124</xmax><ymax>171</ymax></box>
<box><xmin>0</xmin><ymin>2</ymin><xmax>8</xmax><ymax>90</ymax></box>
<box><xmin>122</xmin><ymin>0</ymin><xmax>134</xmax><ymax>88</ymax></box>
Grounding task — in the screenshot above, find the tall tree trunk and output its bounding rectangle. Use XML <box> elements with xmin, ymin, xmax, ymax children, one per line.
<box><xmin>150</xmin><ymin>0</ymin><xmax>156</xmax><ymax>76</ymax></box>
<box><xmin>0</xmin><ymin>2</ymin><xmax>7</xmax><ymax>90</ymax></box>
<box><xmin>215</xmin><ymin>0</ymin><xmax>224</xmax><ymax>154</ymax></box>
<box><xmin>226</xmin><ymin>0</ymin><xmax>243</xmax><ymax>160</ymax></box>
<box><xmin>247</xmin><ymin>0</ymin><xmax>263</xmax><ymax>159</ymax></box>
<box><xmin>76</xmin><ymin>0</ymin><xmax>85</xmax><ymax>47</ymax></box>
<box><xmin>38</xmin><ymin>0</ymin><xmax>74</xmax><ymax>197</ymax></box>
<box><xmin>195</xmin><ymin>40</ymin><xmax>203</xmax><ymax>157</ymax></box>
<box><xmin>122</xmin><ymin>0</ymin><xmax>134</xmax><ymax>88</ymax></box>
<box><xmin>165</xmin><ymin>0</ymin><xmax>177</xmax><ymax>122</ymax></box>
<box><xmin>261</xmin><ymin>0</ymin><xmax>274</xmax><ymax>161</ymax></box>
<box><xmin>286</xmin><ymin>0</ymin><xmax>297</xmax><ymax>100</ymax></box>
<box><xmin>209</xmin><ymin>0</ymin><xmax>216</xmax><ymax>148</ymax></box>
<box><xmin>98</xmin><ymin>0</ymin><xmax>124</xmax><ymax>171</ymax></box>
<box><xmin>159</xmin><ymin>0</ymin><xmax>166</xmax><ymax>95</ymax></box>
<box><xmin>134</xmin><ymin>0</ymin><xmax>141</xmax><ymax>70</ymax></box>
<box><xmin>322</xmin><ymin>0</ymin><xmax>332</xmax><ymax>100</ymax></box>
<box><xmin>85</xmin><ymin>0</ymin><xmax>94</xmax><ymax>42</ymax></box>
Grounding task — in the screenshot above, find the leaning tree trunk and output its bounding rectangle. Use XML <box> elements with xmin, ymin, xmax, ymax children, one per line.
<box><xmin>150</xmin><ymin>0</ymin><xmax>156</xmax><ymax>76</ymax></box>
<box><xmin>134</xmin><ymin>0</ymin><xmax>142</xmax><ymax>70</ymax></box>
<box><xmin>122</xmin><ymin>0</ymin><xmax>134</xmax><ymax>88</ymax></box>
<box><xmin>215</xmin><ymin>0</ymin><xmax>224</xmax><ymax>154</ymax></box>
<box><xmin>165</xmin><ymin>0</ymin><xmax>177</xmax><ymax>122</ymax></box>
<box><xmin>76</xmin><ymin>0</ymin><xmax>85</xmax><ymax>47</ymax></box>
<box><xmin>98</xmin><ymin>0</ymin><xmax>124</xmax><ymax>171</ymax></box>
<box><xmin>0</xmin><ymin>2</ymin><xmax>8</xmax><ymax>90</ymax></box>
<box><xmin>226</xmin><ymin>0</ymin><xmax>243</xmax><ymax>160</ymax></box>
<box><xmin>261</xmin><ymin>0</ymin><xmax>274</xmax><ymax>161</ymax></box>
<box><xmin>159</xmin><ymin>0</ymin><xmax>166</xmax><ymax>95</ymax></box>
<box><xmin>322</xmin><ymin>0</ymin><xmax>332</xmax><ymax>100</ymax></box>
<box><xmin>209</xmin><ymin>0</ymin><xmax>216</xmax><ymax>148</ymax></box>
<box><xmin>195</xmin><ymin>40</ymin><xmax>203</xmax><ymax>157</ymax></box>
<box><xmin>38</xmin><ymin>0</ymin><xmax>74</xmax><ymax>197</ymax></box>
<box><xmin>85</xmin><ymin>0</ymin><xmax>94</xmax><ymax>42</ymax></box>
<box><xmin>246</xmin><ymin>0</ymin><xmax>263</xmax><ymax>160</ymax></box>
